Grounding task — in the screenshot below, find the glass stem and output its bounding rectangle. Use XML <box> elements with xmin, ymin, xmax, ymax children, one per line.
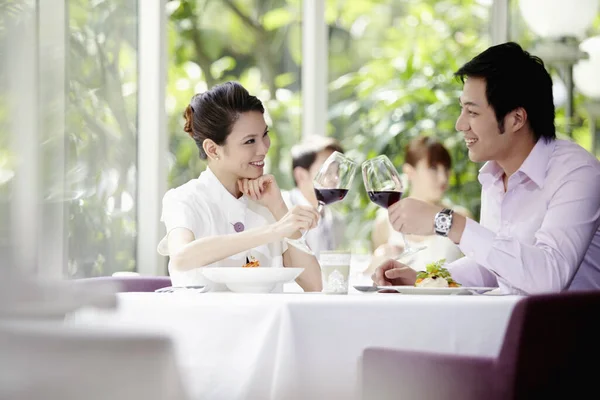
<box><xmin>316</xmin><ymin>202</ymin><xmax>324</xmax><ymax>213</ymax></box>
<box><xmin>398</xmin><ymin>232</ymin><xmax>412</xmax><ymax>252</ymax></box>
<box><xmin>299</xmin><ymin>202</ymin><xmax>324</xmax><ymax>241</ymax></box>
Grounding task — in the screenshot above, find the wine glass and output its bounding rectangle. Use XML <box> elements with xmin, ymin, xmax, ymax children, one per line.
<box><xmin>286</xmin><ymin>151</ymin><xmax>358</xmax><ymax>255</ymax></box>
<box><xmin>362</xmin><ymin>155</ymin><xmax>426</xmax><ymax>258</ymax></box>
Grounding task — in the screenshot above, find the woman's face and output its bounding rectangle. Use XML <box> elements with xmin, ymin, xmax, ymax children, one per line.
<box><xmin>405</xmin><ymin>159</ymin><xmax>450</xmax><ymax>203</ymax></box>
<box><xmin>218</xmin><ymin>111</ymin><xmax>270</xmax><ymax>179</ymax></box>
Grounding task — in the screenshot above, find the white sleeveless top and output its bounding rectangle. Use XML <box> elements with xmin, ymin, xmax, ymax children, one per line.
<box><xmin>157</xmin><ymin>167</ymin><xmax>287</xmax><ymax>291</ymax></box>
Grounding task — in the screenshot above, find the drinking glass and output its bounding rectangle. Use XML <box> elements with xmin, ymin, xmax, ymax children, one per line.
<box><xmin>286</xmin><ymin>151</ymin><xmax>358</xmax><ymax>254</ymax></box>
<box><xmin>362</xmin><ymin>155</ymin><xmax>426</xmax><ymax>258</ymax></box>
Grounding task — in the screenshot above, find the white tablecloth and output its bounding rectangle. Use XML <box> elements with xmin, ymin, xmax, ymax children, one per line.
<box><xmin>67</xmin><ymin>292</ymin><xmax>521</xmax><ymax>400</ymax></box>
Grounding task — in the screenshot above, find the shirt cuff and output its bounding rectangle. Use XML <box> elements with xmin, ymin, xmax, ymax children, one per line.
<box><xmin>458</xmin><ymin>218</ymin><xmax>495</xmax><ymax>267</ymax></box>
<box><xmin>447</xmin><ymin>257</ymin><xmax>498</xmax><ymax>288</ymax></box>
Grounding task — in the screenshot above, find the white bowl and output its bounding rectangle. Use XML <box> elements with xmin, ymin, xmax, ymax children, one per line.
<box><xmin>223</xmin><ymin>282</ymin><xmax>277</xmax><ymax>293</ymax></box>
<box><xmin>201</xmin><ymin>267</ymin><xmax>304</xmax><ymax>293</ymax></box>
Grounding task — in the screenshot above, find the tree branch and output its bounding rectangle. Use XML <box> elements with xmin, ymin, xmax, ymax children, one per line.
<box><xmin>95</xmin><ymin>39</ymin><xmax>135</xmax><ymax>147</ymax></box>
<box><xmin>189</xmin><ymin>9</ymin><xmax>217</xmax><ymax>88</ymax></box>
<box><xmin>222</xmin><ymin>0</ymin><xmax>277</xmax><ymax>94</ymax></box>
<box><xmin>222</xmin><ymin>0</ymin><xmax>264</xmax><ymax>35</ymax></box>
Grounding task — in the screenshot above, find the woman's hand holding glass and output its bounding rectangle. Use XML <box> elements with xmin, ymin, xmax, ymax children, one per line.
<box><xmin>238</xmin><ymin>174</ymin><xmax>321</xmax><ymax>241</ymax></box>
<box><xmin>285</xmin><ymin>151</ymin><xmax>358</xmax><ymax>255</ymax></box>
<box><xmin>272</xmin><ymin>205</ymin><xmax>320</xmax><ymax>240</ymax></box>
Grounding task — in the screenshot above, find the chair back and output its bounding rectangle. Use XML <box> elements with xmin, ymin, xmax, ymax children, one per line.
<box><xmin>76</xmin><ymin>276</ymin><xmax>171</xmax><ymax>292</ymax></box>
<box><xmin>496</xmin><ymin>291</ymin><xmax>600</xmax><ymax>399</ymax></box>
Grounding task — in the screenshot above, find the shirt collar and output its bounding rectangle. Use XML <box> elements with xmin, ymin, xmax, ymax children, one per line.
<box><xmin>478</xmin><ymin>161</ymin><xmax>504</xmax><ymax>188</ymax></box>
<box><xmin>478</xmin><ymin>139</ymin><xmax>556</xmax><ymax>189</ymax></box>
<box><xmin>516</xmin><ymin>138</ymin><xmax>556</xmax><ymax>188</ymax></box>
<box><xmin>199</xmin><ymin>167</ymin><xmax>248</xmax><ymax>223</ymax></box>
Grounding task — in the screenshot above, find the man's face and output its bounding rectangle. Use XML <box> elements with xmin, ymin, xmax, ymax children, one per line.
<box><xmin>455</xmin><ymin>77</ymin><xmax>513</xmax><ymax>163</ymax></box>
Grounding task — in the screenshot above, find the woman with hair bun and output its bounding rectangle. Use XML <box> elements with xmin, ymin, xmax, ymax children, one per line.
<box><xmin>157</xmin><ymin>82</ymin><xmax>321</xmax><ymax>292</ymax></box>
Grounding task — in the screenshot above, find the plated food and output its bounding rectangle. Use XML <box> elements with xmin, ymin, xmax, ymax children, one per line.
<box><xmin>242</xmin><ymin>256</ymin><xmax>260</xmax><ymax>268</ymax></box>
<box><xmin>415</xmin><ymin>259</ymin><xmax>460</xmax><ymax>288</ymax></box>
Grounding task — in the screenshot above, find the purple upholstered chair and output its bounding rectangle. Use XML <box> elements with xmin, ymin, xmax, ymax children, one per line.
<box><xmin>75</xmin><ymin>276</ymin><xmax>172</xmax><ymax>293</ymax></box>
<box><xmin>360</xmin><ymin>291</ymin><xmax>600</xmax><ymax>400</ymax></box>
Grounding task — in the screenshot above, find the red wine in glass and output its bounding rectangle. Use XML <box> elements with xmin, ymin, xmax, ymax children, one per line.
<box><xmin>367</xmin><ymin>190</ymin><xmax>402</xmax><ymax>209</ymax></box>
<box><xmin>315</xmin><ymin>188</ymin><xmax>349</xmax><ymax>205</ymax></box>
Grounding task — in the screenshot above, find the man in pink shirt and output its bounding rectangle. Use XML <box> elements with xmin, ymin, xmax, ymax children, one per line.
<box><xmin>372</xmin><ymin>42</ymin><xmax>600</xmax><ymax>294</ymax></box>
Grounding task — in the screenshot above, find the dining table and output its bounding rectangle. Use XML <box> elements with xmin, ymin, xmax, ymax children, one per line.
<box><xmin>66</xmin><ymin>290</ymin><xmax>521</xmax><ymax>400</ymax></box>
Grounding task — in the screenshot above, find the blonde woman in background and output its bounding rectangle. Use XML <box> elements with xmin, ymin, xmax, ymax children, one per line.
<box><xmin>369</xmin><ymin>137</ymin><xmax>472</xmax><ymax>273</ymax></box>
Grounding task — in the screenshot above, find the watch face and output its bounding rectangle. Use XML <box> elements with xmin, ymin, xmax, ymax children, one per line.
<box><xmin>435</xmin><ymin>214</ymin><xmax>451</xmax><ymax>232</ymax></box>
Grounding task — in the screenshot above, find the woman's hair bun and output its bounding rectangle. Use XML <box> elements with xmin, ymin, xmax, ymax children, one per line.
<box><xmin>183</xmin><ymin>105</ymin><xmax>194</xmax><ymax>137</ymax></box>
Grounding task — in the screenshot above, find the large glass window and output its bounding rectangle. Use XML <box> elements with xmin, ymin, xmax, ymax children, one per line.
<box><xmin>327</xmin><ymin>0</ymin><xmax>492</xmax><ymax>244</ymax></box>
<box><xmin>0</xmin><ymin>1</ymin><xmax>35</xmax><ymax>268</ymax></box>
<box><xmin>65</xmin><ymin>0</ymin><xmax>138</xmax><ymax>277</ymax></box>
<box><xmin>2</xmin><ymin>0</ymin><xmax>139</xmax><ymax>277</ymax></box>
<box><xmin>8</xmin><ymin>0</ymin><xmax>567</xmax><ymax>275</ymax></box>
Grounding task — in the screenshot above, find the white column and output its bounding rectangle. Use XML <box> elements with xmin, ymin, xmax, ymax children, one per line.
<box><xmin>37</xmin><ymin>0</ymin><xmax>67</xmax><ymax>279</ymax></box>
<box><xmin>491</xmin><ymin>0</ymin><xmax>510</xmax><ymax>45</ymax></box>
<box><xmin>8</xmin><ymin>2</ymin><xmax>39</xmax><ymax>274</ymax></box>
<box><xmin>137</xmin><ymin>0</ymin><xmax>168</xmax><ymax>275</ymax></box>
<box><xmin>302</xmin><ymin>0</ymin><xmax>328</xmax><ymax>138</ymax></box>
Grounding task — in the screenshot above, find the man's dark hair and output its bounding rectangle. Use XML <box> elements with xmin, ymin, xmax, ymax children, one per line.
<box><xmin>291</xmin><ymin>137</ymin><xmax>344</xmax><ymax>185</ymax></box>
<box><xmin>454</xmin><ymin>42</ymin><xmax>556</xmax><ymax>142</ymax></box>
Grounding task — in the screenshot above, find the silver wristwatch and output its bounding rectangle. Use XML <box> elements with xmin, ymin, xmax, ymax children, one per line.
<box><xmin>434</xmin><ymin>208</ymin><xmax>454</xmax><ymax>237</ymax></box>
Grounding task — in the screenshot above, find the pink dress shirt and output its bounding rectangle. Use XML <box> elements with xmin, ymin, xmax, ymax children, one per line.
<box><xmin>449</xmin><ymin>138</ymin><xmax>600</xmax><ymax>294</ymax></box>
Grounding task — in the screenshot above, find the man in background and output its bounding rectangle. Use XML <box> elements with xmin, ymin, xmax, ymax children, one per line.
<box><xmin>282</xmin><ymin>136</ymin><xmax>346</xmax><ymax>258</ymax></box>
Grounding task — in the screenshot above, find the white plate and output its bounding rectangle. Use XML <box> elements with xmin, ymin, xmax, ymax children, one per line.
<box><xmin>378</xmin><ymin>286</ymin><xmax>497</xmax><ymax>295</ymax></box>
<box><xmin>201</xmin><ymin>267</ymin><xmax>304</xmax><ymax>293</ymax></box>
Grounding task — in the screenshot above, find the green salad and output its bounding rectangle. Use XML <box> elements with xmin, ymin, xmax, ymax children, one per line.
<box><xmin>415</xmin><ymin>259</ymin><xmax>460</xmax><ymax>287</ymax></box>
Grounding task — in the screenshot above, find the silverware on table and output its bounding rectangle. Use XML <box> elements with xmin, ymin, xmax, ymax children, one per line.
<box><xmin>353</xmin><ymin>285</ymin><xmax>380</xmax><ymax>293</ymax></box>
<box><xmin>155</xmin><ymin>286</ymin><xmax>207</xmax><ymax>293</ymax></box>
